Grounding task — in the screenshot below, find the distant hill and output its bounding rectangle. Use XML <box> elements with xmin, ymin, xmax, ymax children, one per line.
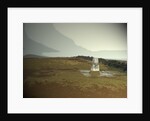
<box><xmin>24</xmin><ymin>23</ymin><xmax>127</xmax><ymax>60</ymax></box>
<box><xmin>23</xmin><ymin>25</ymin><xmax>59</xmax><ymax>56</ymax></box>
<box><xmin>24</xmin><ymin>23</ymin><xmax>93</xmax><ymax>57</ymax></box>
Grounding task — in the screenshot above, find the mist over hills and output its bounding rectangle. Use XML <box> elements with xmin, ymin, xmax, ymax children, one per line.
<box><xmin>23</xmin><ymin>23</ymin><xmax>127</xmax><ymax>60</ymax></box>
<box><xmin>23</xmin><ymin>26</ymin><xmax>59</xmax><ymax>56</ymax></box>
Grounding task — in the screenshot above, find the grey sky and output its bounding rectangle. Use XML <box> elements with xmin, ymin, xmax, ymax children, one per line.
<box><xmin>53</xmin><ymin>23</ymin><xmax>127</xmax><ymax>51</ymax></box>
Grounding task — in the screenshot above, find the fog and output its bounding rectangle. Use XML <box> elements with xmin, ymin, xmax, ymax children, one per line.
<box><xmin>23</xmin><ymin>23</ymin><xmax>127</xmax><ymax>60</ymax></box>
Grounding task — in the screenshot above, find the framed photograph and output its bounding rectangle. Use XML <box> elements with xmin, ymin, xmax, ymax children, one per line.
<box><xmin>7</xmin><ymin>7</ymin><xmax>143</xmax><ymax>114</ymax></box>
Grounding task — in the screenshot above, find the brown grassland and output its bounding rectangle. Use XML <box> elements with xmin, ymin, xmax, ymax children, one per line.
<box><xmin>23</xmin><ymin>57</ymin><xmax>127</xmax><ymax>98</ymax></box>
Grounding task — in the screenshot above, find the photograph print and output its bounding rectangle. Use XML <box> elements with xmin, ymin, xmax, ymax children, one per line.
<box><xmin>23</xmin><ymin>23</ymin><xmax>127</xmax><ymax>98</ymax></box>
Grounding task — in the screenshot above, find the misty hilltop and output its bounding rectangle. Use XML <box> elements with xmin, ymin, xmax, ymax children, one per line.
<box><xmin>23</xmin><ymin>23</ymin><xmax>127</xmax><ymax>60</ymax></box>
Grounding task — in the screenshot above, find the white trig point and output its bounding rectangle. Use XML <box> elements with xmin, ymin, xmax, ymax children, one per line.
<box><xmin>91</xmin><ymin>57</ymin><xmax>100</xmax><ymax>71</ymax></box>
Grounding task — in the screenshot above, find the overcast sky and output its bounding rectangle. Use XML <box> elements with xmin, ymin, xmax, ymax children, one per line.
<box><xmin>53</xmin><ymin>23</ymin><xmax>127</xmax><ymax>51</ymax></box>
<box><xmin>24</xmin><ymin>23</ymin><xmax>127</xmax><ymax>60</ymax></box>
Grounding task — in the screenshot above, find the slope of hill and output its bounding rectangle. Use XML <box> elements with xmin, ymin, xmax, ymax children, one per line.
<box><xmin>23</xmin><ymin>25</ymin><xmax>59</xmax><ymax>56</ymax></box>
<box><xmin>24</xmin><ymin>23</ymin><xmax>89</xmax><ymax>55</ymax></box>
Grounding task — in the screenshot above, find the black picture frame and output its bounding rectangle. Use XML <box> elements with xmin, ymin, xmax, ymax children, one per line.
<box><xmin>1</xmin><ymin>0</ymin><xmax>149</xmax><ymax>118</ymax></box>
